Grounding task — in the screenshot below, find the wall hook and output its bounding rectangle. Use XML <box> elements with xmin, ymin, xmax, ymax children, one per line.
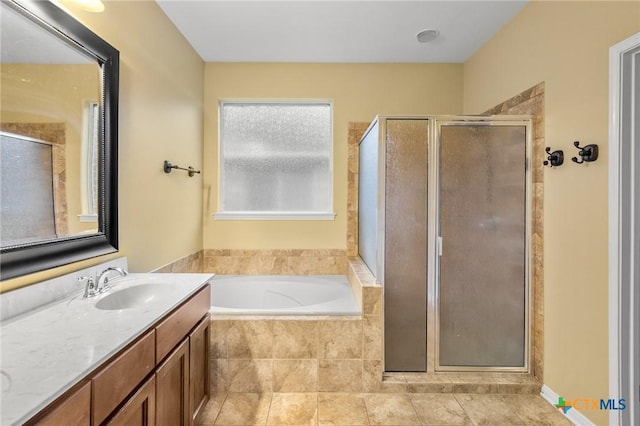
<box><xmin>163</xmin><ymin>160</ymin><xmax>201</xmax><ymax>177</ymax></box>
<box><xmin>543</xmin><ymin>147</ymin><xmax>564</xmax><ymax>167</ymax></box>
<box><xmin>571</xmin><ymin>141</ymin><xmax>598</xmax><ymax>164</ymax></box>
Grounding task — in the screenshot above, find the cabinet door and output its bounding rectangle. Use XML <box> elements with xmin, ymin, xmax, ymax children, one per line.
<box><xmin>105</xmin><ymin>375</ymin><xmax>155</xmax><ymax>426</ymax></box>
<box><xmin>92</xmin><ymin>331</ymin><xmax>156</xmax><ymax>425</ymax></box>
<box><xmin>156</xmin><ymin>339</ymin><xmax>189</xmax><ymax>426</ymax></box>
<box><xmin>189</xmin><ymin>314</ymin><xmax>210</xmax><ymax>424</ymax></box>
<box><xmin>32</xmin><ymin>381</ymin><xmax>91</xmax><ymax>426</ymax></box>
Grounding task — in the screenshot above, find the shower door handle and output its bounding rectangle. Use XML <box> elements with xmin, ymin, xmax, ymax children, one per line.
<box><xmin>437</xmin><ymin>236</ymin><xmax>443</xmax><ymax>256</ymax></box>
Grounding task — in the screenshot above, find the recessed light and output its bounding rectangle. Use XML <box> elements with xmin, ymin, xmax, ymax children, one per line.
<box><xmin>416</xmin><ymin>29</ymin><xmax>440</xmax><ymax>43</ymax></box>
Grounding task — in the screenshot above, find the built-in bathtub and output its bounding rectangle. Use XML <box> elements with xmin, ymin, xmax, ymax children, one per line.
<box><xmin>206</xmin><ymin>263</ymin><xmax>392</xmax><ymax>394</ymax></box>
<box><xmin>210</xmin><ymin>275</ymin><xmax>360</xmax><ymax>315</ymax></box>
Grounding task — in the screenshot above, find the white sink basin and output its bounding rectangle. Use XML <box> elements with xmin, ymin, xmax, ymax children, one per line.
<box><xmin>95</xmin><ymin>283</ymin><xmax>180</xmax><ymax>310</ymax></box>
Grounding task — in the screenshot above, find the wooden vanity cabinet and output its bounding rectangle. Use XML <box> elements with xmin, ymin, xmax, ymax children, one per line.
<box><xmin>154</xmin><ymin>287</ymin><xmax>210</xmax><ymax>426</ymax></box>
<box><xmin>154</xmin><ymin>313</ymin><xmax>211</xmax><ymax>426</ymax></box>
<box><xmin>30</xmin><ymin>381</ymin><xmax>91</xmax><ymax>426</ymax></box>
<box><xmin>189</xmin><ymin>314</ymin><xmax>211</xmax><ymax>423</ymax></box>
<box><xmin>92</xmin><ymin>331</ymin><xmax>156</xmax><ymax>425</ymax></box>
<box><xmin>29</xmin><ymin>284</ymin><xmax>211</xmax><ymax>426</ymax></box>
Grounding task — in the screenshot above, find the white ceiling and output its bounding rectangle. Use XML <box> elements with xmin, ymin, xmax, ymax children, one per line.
<box><xmin>156</xmin><ymin>1</ymin><xmax>529</xmax><ymax>63</ymax></box>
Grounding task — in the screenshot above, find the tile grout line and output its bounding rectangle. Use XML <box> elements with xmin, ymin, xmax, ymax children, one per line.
<box><xmin>407</xmin><ymin>396</ymin><xmax>424</xmax><ymax>425</ymax></box>
<box><xmin>361</xmin><ymin>393</ymin><xmax>372</xmax><ymax>426</ymax></box>
<box><xmin>211</xmin><ymin>392</ymin><xmax>228</xmax><ymax>426</ymax></box>
<box><xmin>263</xmin><ymin>392</ymin><xmax>273</xmax><ymax>426</ymax></box>
<box><xmin>452</xmin><ymin>393</ymin><xmax>479</xmax><ymax>426</ymax></box>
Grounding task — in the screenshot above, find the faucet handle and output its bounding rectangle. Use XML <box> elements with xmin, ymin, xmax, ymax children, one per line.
<box><xmin>79</xmin><ymin>276</ymin><xmax>98</xmax><ymax>298</ymax></box>
<box><xmin>78</xmin><ymin>275</ymin><xmax>92</xmax><ymax>285</ymax></box>
<box><xmin>100</xmin><ymin>277</ymin><xmax>111</xmax><ymax>293</ymax></box>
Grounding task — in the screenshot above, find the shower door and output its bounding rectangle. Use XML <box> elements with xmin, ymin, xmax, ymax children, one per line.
<box><xmin>435</xmin><ymin>121</ymin><xmax>530</xmax><ymax>371</ymax></box>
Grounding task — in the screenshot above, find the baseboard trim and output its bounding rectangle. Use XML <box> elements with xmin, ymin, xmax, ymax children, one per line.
<box><xmin>540</xmin><ymin>384</ymin><xmax>596</xmax><ymax>426</ymax></box>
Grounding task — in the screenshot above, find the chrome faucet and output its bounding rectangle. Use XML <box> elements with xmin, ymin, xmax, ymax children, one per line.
<box><xmin>79</xmin><ymin>276</ymin><xmax>98</xmax><ymax>298</ymax></box>
<box><xmin>96</xmin><ymin>266</ymin><xmax>128</xmax><ymax>293</ymax></box>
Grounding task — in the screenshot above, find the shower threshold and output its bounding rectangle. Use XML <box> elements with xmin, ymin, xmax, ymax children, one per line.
<box><xmin>381</xmin><ymin>372</ymin><xmax>541</xmax><ymax>394</ymax></box>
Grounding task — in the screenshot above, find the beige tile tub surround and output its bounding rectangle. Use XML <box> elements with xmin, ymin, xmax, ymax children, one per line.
<box><xmin>273</xmin><ymin>360</ymin><xmax>318</xmax><ymax>393</ymax></box>
<box><xmin>155</xmin><ymin>248</ymin><xmax>348</xmax><ymax>276</ymax></box>
<box><xmin>210</xmin><ymin>315</ymin><xmax>370</xmax><ymax>394</ymax></box>
<box><xmin>203</xmin><ymin>249</ymin><xmax>348</xmax><ymax>275</ymax></box>
<box><xmin>154</xmin><ymin>251</ymin><xmax>203</xmax><ymax>273</ymax></box>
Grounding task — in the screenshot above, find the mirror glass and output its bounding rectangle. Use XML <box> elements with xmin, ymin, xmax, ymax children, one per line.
<box><xmin>0</xmin><ymin>0</ymin><xmax>119</xmax><ymax>280</ymax></box>
<box><xmin>1</xmin><ymin>2</ymin><xmax>101</xmax><ymax>246</ymax></box>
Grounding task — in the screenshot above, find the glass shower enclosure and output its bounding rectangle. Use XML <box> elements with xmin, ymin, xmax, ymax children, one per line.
<box><xmin>358</xmin><ymin>115</ymin><xmax>532</xmax><ymax>372</ymax></box>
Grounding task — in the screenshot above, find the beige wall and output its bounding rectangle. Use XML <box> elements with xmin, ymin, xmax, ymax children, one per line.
<box><xmin>203</xmin><ymin>63</ymin><xmax>462</xmax><ymax>249</ymax></box>
<box><xmin>1</xmin><ymin>0</ymin><xmax>204</xmax><ymax>292</ymax></box>
<box><xmin>463</xmin><ymin>2</ymin><xmax>639</xmax><ymax>424</ymax></box>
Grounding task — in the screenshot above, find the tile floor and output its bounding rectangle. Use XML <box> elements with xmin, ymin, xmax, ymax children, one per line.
<box><xmin>196</xmin><ymin>392</ymin><xmax>573</xmax><ymax>425</ymax></box>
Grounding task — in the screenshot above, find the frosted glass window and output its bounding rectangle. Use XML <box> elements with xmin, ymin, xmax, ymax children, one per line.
<box><xmin>218</xmin><ymin>102</ymin><xmax>333</xmax><ymax>218</ymax></box>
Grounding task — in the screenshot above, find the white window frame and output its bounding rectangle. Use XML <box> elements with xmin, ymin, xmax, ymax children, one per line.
<box><xmin>214</xmin><ymin>99</ymin><xmax>335</xmax><ymax>221</ymax></box>
<box><xmin>79</xmin><ymin>100</ymin><xmax>99</xmax><ymax>223</ymax></box>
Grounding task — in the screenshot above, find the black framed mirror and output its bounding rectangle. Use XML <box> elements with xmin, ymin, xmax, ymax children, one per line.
<box><xmin>0</xmin><ymin>0</ymin><xmax>119</xmax><ymax>280</ymax></box>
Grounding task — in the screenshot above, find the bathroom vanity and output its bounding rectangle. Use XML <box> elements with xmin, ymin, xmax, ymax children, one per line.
<box><xmin>0</xmin><ymin>273</ymin><xmax>212</xmax><ymax>425</ymax></box>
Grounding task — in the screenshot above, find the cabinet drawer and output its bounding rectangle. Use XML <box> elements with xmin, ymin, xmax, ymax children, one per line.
<box><xmin>156</xmin><ymin>285</ymin><xmax>210</xmax><ymax>362</ymax></box>
<box><xmin>92</xmin><ymin>330</ymin><xmax>156</xmax><ymax>426</ymax></box>
<box><xmin>32</xmin><ymin>381</ymin><xmax>90</xmax><ymax>426</ymax></box>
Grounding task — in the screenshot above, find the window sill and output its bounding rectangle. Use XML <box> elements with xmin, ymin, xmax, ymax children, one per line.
<box><xmin>78</xmin><ymin>214</ymin><xmax>98</xmax><ymax>223</ymax></box>
<box><xmin>214</xmin><ymin>211</ymin><xmax>336</xmax><ymax>221</ymax></box>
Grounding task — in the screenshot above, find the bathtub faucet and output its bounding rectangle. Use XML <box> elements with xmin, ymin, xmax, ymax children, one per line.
<box><xmin>97</xmin><ymin>266</ymin><xmax>128</xmax><ymax>293</ymax></box>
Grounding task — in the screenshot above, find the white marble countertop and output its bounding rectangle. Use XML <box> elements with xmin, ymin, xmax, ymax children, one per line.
<box><xmin>0</xmin><ymin>273</ymin><xmax>213</xmax><ymax>425</ymax></box>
